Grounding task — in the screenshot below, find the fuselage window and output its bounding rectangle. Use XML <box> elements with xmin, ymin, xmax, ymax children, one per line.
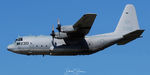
<box><xmin>45</xmin><ymin>45</ymin><xmax>47</xmax><ymax>47</ymax></box>
<box><xmin>20</xmin><ymin>42</ymin><xmax>29</xmax><ymax>45</ymax></box>
<box><xmin>36</xmin><ymin>45</ymin><xmax>38</xmax><ymax>47</ymax></box>
<box><xmin>41</xmin><ymin>45</ymin><xmax>43</xmax><ymax>47</ymax></box>
<box><xmin>24</xmin><ymin>42</ymin><xmax>29</xmax><ymax>45</ymax></box>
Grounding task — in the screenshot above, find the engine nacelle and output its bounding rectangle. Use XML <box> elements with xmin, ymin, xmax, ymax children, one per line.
<box><xmin>54</xmin><ymin>32</ymin><xmax>68</xmax><ymax>39</ymax></box>
<box><xmin>61</xmin><ymin>25</ymin><xmax>75</xmax><ymax>33</ymax></box>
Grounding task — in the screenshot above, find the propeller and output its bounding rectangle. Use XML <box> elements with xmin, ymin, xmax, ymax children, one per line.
<box><xmin>50</xmin><ymin>24</ymin><xmax>55</xmax><ymax>40</ymax></box>
<box><xmin>56</xmin><ymin>18</ymin><xmax>61</xmax><ymax>33</ymax></box>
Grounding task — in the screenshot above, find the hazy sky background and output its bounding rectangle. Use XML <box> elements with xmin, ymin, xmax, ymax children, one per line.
<box><xmin>0</xmin><ymin>0</ymin><xmax>150</xmax><ymax>75</ymax></box>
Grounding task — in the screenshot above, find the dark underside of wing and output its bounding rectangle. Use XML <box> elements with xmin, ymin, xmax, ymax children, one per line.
<box><xmin>64</xmin><ymin>14</ymin><xmax>97</xmax><ymax>44</ymax></box>
<box><xmin>68</xmin><ymin>14</ymin><xmax>97</xmax><ymax>39</ymax></box>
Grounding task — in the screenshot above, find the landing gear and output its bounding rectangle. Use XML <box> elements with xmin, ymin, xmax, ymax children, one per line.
<box><xmin>42</xmin><ymin>54</ymin><xmax>45</xmax><ymax>57</ymax></box>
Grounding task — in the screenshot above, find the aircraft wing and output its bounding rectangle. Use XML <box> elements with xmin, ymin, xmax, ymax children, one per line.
<box><xmin>65</xmin><ymin>14</ymin><xmax>97</xmax><ymax>39</ymax></box>
<box><xmin>73</xmin><ymin>14</ymin><xmax>97</xmax><ymax>35</ymax></box>
<box><xmin>63</xmin><ymin>14</ymin><xmax>97</xmax><ymax>44</ymax></box>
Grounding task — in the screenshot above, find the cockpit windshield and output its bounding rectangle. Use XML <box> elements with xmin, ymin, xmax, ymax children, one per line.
<box><xmin>15</xmin><ymin>38</ymin><xmax>23</xmax><ymax>42</ymax></box>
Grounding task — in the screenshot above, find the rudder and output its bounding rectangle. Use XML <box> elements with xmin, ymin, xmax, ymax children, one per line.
<box><xmin>114</xmin><ymin>4</ymin><xmax>140</xmax><ymax>35</ymax></box>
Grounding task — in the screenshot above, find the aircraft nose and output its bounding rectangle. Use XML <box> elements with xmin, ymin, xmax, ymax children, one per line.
<box><xmin>7</xmin><ymin>44</ymin><xmax>15</xmax><ymax>52</ymax></box>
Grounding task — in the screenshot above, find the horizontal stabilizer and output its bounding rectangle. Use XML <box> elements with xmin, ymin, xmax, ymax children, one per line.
<box><xmin>117</xmin><ymin>30</ymin><xmax>144</xmax><ymax>45</ymax></box>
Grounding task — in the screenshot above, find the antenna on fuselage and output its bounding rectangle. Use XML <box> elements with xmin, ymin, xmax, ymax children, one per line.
<box><xmin>42</xmin><ymin>54</ymin><xmax>45</xmax><ymax>57</ymax></box>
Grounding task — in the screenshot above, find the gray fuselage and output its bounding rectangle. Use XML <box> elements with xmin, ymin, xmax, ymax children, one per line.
<box><xmin>7</xmin><ymin>32</ymin><xmax>122</xmax><ymax>55</ymax></box>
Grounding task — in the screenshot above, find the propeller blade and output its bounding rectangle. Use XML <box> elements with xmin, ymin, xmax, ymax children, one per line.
<box><xmin>52</xmin><ymin>24</ymin><xmax>54</xmax><ymax>31</ymax></box>
<box><xmin>56</xmin><ymin>18</ymin><xmax>61</xmax><ymax>32</ymax></box>
<box><xmin>57</xmin><ymin>18</ymin><xmax>60</xmax><ymax>25</ymax></box>
<box><xmin>50</xmin><ymin>24</ymin><xmax>55</xmax><ymax>40</ymax></box>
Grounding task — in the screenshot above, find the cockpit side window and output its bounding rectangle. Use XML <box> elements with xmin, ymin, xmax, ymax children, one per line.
<box><xmin>17</xmin><ymin>42</ymin><xmax>20</xmax><ymax>45</ymax></box>
<box><xmin>15</xmin><ymin>38</ymin><xmax>23</xmax><ymax>42</ymax></box>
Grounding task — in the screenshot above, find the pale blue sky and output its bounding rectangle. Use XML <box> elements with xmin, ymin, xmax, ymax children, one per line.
<box><xmin>0</xmin><ymin>0</ymin><xmax>150</xmax><ymax>75</ymax></box>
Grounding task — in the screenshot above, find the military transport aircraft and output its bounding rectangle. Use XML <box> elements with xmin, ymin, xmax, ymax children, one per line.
<box><xmin>7</xmin><ymin>4</ymin><xmax>144</xmax><ymax>56</ymax></box>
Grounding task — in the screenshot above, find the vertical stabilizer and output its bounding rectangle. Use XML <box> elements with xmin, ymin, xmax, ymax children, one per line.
<box><xmin>115</xmin><ymin>4</ymin><xmax>140</xmax><ymax>35</ymax></box>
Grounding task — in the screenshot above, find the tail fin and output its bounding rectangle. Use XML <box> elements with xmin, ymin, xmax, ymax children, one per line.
<box><xmin>114</xmin><ymin>4</ymin><xmax>140</xmax><ymax>34</ymax></box>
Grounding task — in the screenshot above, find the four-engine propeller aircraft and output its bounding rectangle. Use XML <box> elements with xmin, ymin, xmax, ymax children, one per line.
<box><xmin>7</xmin><ymin>4</ymin><xmax>144</xmax><ymax>56</ymax></box>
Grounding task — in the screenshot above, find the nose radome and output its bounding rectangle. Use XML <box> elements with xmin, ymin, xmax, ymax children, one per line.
<box><xmin>7</xmin><ymin>44</ymin><xmax>15</xmax><ymax>52</ymax></box>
